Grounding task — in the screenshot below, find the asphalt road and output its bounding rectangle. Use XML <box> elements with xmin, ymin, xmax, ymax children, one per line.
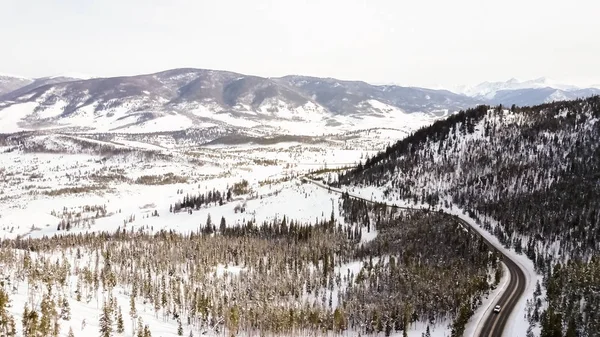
<box><xmin>304</xmin><ymin>178</ymin><xmax>526</xmax><ymax>337</ymax></box>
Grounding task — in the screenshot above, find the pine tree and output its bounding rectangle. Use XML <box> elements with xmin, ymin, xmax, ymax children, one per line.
<box><xmin>136</xmin><ymin>317</ymin><xmax>144</xmax><ymax>337</ymax></box>
<box><xmin>130</xmin><ymin>295</ymin><xmax>137</xmax><ymax>335</ymax></box>
<box><xmin>22</xmin><ymin>304</ymin><xmax>29</xmax><ymax>337</ymax></box>
<box><xmin>177</xmin><ymin>319</ymin><xmax>183</xmax><ymax>336</ymax></box>
<box><xmin>116</xmin><ymin>307</ymin><xmax>125</xmax><ymax>334</ymax></box>
<box><xmin>39</xmin><ymin>294</ymin><xmax>57</xmax><ymax>337</ymax></box>
<box><xmin>206</xmin><ymin>213</ymin><xmax>212</xmax><ymax>228</ymax></box>
<box><xmin>99</xmin><ymin>300</ymin><xmax>113</xmax><ymax>337</ymax></box>
<box><xmin>0</xmin><ymin>288</ymin><xmax>16</xmax><ymax>336</ymax></box>
<box><xmin>76</xmin><ymin>279</ymin><xmax>82</xmax><ymax>302</ymax></box>
<box><xmin>60</xmin><ymin>297</ymin><xmax>71</xmax><ymax>320</ymax></box>
<box><xmin>23</xmin><ymin>306</ymin><xmax>38</xmax><ymax>337</ymax></box>
<box><xmin>229</xmin><ymin>305</ymin><xmax>240</xmax><ymax>334</ymax></box>
<box><xmin>220</xmin><ymin>216</ymin><xmax>227</xmax><ymax>232</ymax></box>
<box><xmin>143</xmin><ymin>324</ymin><xmax>152</xmax><ymax>337</ymax></box>
<box><xmin>53</xmin><ymin>320</ymin><xmax>60</xmax><ymax>337</ymax></box>
<box><xmin>68</xmin><ymin>326</ymin><xmax>75</xmax><ymax>337</ymax></box>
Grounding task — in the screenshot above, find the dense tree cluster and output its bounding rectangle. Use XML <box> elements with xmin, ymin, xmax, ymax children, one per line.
<box><xmin>339</xmin><ymin>96</ymin><xmax>600</xmax><ymax>336</ymax></box>
<box><xmin>0</xmin><ymin>192</ymin><xmax>498</xmax><ymax>336</ymax></box>
<box><xmin>339</xmin><ymin>196</ymin><xmax>499</xmax><ymax>336</ymax></box>
<box><xmin>171</xmin><ymin>186</ymin><xmax>233</xmax><ymax>213</ymax></box>
<box><xmin>538</xmin><ymin>258</ymin><xmax>600</xmax><ymax>337</ymax></box>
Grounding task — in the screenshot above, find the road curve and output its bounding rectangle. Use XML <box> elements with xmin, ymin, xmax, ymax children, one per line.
<box><xmin>304</xmin><ymin>178</ymin><xmax>526</xmax><ymax>337</ymax></box>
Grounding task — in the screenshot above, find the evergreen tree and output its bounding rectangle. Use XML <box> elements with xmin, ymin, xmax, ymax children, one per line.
<box><xmin>206</xmin><ymin>213</ymin><xmax>212</xmax><ymax>229</ymax></box>
<box><xmin>143</xmin><ymin>324</ymin><xmax>152</xmax><ymax>337</ymax></box>
<box><xmin>60</xmin><ymin>297</ymin><xmax>71</xmax><ymax>320</ymax></box>
<box><xmin>116</xmin><ymin>307</ymin><xmax>125</xmax><ymax>334</ymax></box>
<box><xmin>22</xmin><ymin>306</ymin><xmax>38</xmax><ymax>337</ymax></box>
<box><xmin>39</xmin><ymin>294</ymin><xmax>57</xmax><ymax>337</ymax></box>
<box><xmin>220</xmin><ymin>216</ymin><xmax>227</xmax><ymax>232</ymax></box>
<box><xmin>136</xmin><ymin>317</ymin><xmax>144</xmax><ymax>337</ymax></box>
<box><xmin>129</xmin><ymin>295</ymin><xmax>137</xmax><ymax>335</ymax></box>
<box><xmin>99</xmin><ymin>300</ymin><xmax>113</xmax><ymax>337</ymax></box>
<box><xmin>0</xmin><ymin>288</ymin><xmax>16</xmax><ymax>336</ymax></box>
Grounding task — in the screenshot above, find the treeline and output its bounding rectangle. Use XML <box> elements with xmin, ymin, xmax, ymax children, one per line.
<box><xmin>170</xmin><ymin>180</ymin><xmax>251</xmax><ymax>213</ymax></box>
<box><xmin>171</xmin><ymin>188</ymin><xmax>231</xmax><ymax>212</ymax></box>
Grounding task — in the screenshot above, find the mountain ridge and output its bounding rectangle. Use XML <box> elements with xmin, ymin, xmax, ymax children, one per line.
<box><xmin>336</xmin><ymin>95</ymin><xmax>600</xmax><ymax>336</ymax></box>
<box><xmin>0</xmin><ymin>68</ymin><xmax>473</xmax><ymax>135</ymax></box>
<box><xmin>1</xmin><ymin>68</ymin><xmax>599</xmax><ymax>135</ymax></box>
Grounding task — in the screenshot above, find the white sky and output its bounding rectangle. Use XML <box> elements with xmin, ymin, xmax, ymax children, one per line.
<box><xmin>1</xmin><ymin>0</ymin><xmax>599</xmax><ymax>88</ymax></box>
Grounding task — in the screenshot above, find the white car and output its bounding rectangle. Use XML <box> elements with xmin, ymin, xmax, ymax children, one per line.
<box><xmin>493</xmin><ymin>305</ymin><xmax>501</xmax><ymax>313</ymax></box>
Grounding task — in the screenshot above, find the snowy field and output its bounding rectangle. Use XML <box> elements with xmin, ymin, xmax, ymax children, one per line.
<box><xmin>0</xmin><ymin>138</ymin><xmax>368</xmax><ymax>239</ymax></box>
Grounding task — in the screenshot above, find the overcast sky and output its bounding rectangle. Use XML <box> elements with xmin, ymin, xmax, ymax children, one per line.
<box><xmin>2</xmin><ymin>0</ymin><xmax>599</xmax><ymax>88</ymax></box>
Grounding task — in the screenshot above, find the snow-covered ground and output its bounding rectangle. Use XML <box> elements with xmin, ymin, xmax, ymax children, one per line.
<box><xmin>0</xmin><ymin>125</ymin><xmax>520</xmax><ymax>337</ymax></box>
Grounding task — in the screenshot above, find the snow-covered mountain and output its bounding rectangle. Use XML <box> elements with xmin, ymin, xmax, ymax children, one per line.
<box><xmin>274</xmin><ymin>75</ymin><xmax>478</xmax><ymax>115</ymax></box>
<box><xmin>450</xmin><ymin>77</ymin><xmax>600</xmax><ymax>106</ymax></box>
<box><xmin>0</xmin><ymin>68</ymin><xmax>475</xmax><ymax>135</ymax></box>
<box><xmin>488</xmin><ymin>87</ymin><xmax>600</xmax><ymax>106</ymax></box>
<box><xmin>0</xmin><ymin>74</ymin><xmax>33</xmax><ymax>96</ymax></box>
<box><xmin>454</xmin><ymin>77</ymin><xmax>580</xmax><ymax>98</ymax></box>
<box><xmin>2</xmin><ymin>69</ymin><xmax>598</xmax><ymax>136</ymax></box>
<box><xmin>0</xmin><ymin>75</ymin><xmax>89</xmax><ymax>100</ymax></box>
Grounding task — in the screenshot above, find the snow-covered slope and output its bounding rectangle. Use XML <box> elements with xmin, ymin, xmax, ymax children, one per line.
<box><xmin>450</xmin><ymin>77</ymin><xmax>600</xmax><ymax>106</ymax></box>
<box><xmin>275</xmin><ymin>75</ymin><xmax>479</xmax><ymax>114</ymax></box>
<box><xmin>339</xmin><ymin>96</ymin><xmax>600</xmax><ymax>336</ymax></box>
<box><xmin>0</xmin><ymin>68</ymin><xmax>456</xmax><ymax>135</ymax></box>
<box><xmin>4</xmin><ymin>68</ymin><xmax>596</xmax><ymax>135</ymax></box>
<box><xmin>0</xmin><ymin>74</ymin><xmax>33</xmax><ymax>96</ymax></box>
<box><xmin>488</xmin><ymin>87</ymin><xmax>600</xmax><ymax>106</ymax></box>
<box><xmin>455</xmin><ymin>77</ymin><xmax>580</xmax><ymax>98</ymax></box>
<box><xmin>0</xmin><ymin>75</ymin><xmax>85</xmax><ymax>100</ymax></box>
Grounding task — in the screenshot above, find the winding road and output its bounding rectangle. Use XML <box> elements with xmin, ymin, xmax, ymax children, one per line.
<box><xmin>304</xmin><ymin>177</ymin><xmax>527</xmax><ymax>337</ymax></box>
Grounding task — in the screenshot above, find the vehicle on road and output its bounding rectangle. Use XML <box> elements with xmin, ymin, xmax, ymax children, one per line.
<box><xmin>493</xmin><ymin>305</ymin><xmax>501</xmax><ymax>313</ymax></box>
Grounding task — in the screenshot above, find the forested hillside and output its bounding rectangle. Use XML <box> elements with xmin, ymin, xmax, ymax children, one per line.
<box><xmin>338</xmin><ymin>96</ymin><xmax>600</xmax><ymax>336</ymax></box>
<box><xmin>0</xmin><ymin>195</ymin><xmax>498</xmax><ymax>337</ymax></box>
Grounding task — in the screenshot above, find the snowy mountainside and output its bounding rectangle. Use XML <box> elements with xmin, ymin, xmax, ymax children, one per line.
<box><xmin>0</xmin><ymin>68</ymin><xmax>470</xmax><ymax>134</ymax></box>
<box><xmin>338</xmin><ymin>96</ymin><xmax>600</xmax><ymax>336</ymax></box>
<box><xmin>0</xmin><ymin>74</ymin><xmax>34</xmax><ymax>96</ymax></box>
<box><xmin>0</xmin><ymin>75</ymin><xmax>87</xmax><ymax>100</ymax></box>
<box><xmin>3</xmin><ymin>68</ymin><xmax>598</xmax><ymax>140</ymax></box>
<box><xmin>488</xmin><ymin>87</ymin><xmax>600</xmax><ymax>106</ymax></box>
<box><xmin>454</xmin><ymin>77</ymin><xmax>579</xmax><ymax>97</ymax></box>
<box><xmin>451</xmin><ymin>77</ymin><xmax>600</xmax><ymax>106</ymax></box>
<box><xmin>275</xmin><ymin>75</ymin><xmax>479</xmax><ymax>115</ymax></box>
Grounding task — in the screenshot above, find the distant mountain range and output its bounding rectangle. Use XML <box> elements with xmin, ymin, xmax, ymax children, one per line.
<box><xmin>450</xmin><ymin>77</ymin><xmax>600</xmax><ymax>106</ymax></box>
<box><xmin>0</xmin><ymin>69</ymin><xmax>598</xmax><ymax>135</ymax></box>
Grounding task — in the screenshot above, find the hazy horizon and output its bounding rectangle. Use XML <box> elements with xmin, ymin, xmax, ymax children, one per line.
<box><xmin>2</xmin><ymin>0</ymin><xmax>599</xmax><ymax>88</ymax></box>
